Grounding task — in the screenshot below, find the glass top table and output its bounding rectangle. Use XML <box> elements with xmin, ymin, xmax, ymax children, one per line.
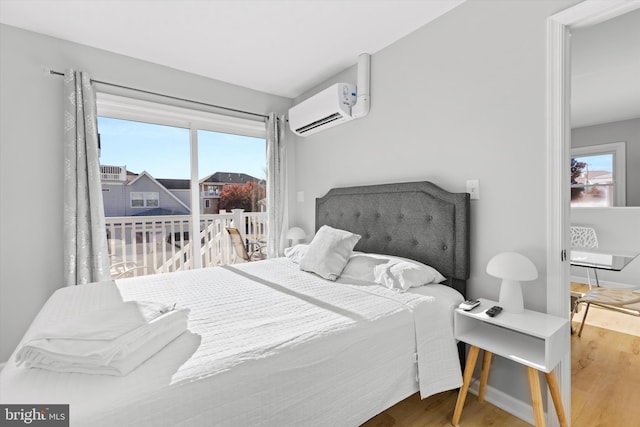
<box><xmin>570</xmin><ymin>248</ymin><xmax>639</xmax><ymax>272</ymax></box>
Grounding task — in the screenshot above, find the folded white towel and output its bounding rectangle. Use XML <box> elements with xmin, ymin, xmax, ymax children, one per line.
<box><xmin>16</xmin><ymin>301</ymin><xmax>189</xmax><ymax>376</ymax></box>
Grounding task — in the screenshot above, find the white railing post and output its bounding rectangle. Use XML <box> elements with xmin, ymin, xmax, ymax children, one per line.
<box><xmin>231</xmin><ymin>209</ymin><xmax>245</xmax><ymax>234</ymax></box>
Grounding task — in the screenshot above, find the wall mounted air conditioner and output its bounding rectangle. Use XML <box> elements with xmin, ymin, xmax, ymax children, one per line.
<box><xmin>288</xmin><ymin>53</ymin><xmax>370</xmax><ymax>137</ymax></box>
<box><xmin>289</xmin><ymin>83</ymin><xmax>356</xmax><ymax>136</ymax></box>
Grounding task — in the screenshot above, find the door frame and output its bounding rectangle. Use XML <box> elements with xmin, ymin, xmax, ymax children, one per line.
<box><xmin>546</xmin><ymin>1</ymin><xmax>640</xmax><ymax>425</ymax></box>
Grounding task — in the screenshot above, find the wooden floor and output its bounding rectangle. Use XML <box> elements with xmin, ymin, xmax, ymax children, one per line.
<box><xmin>362</xmin><ymin>284</ymin><xmax>639</xmax><ymax>427</ymax></box>
<box><xmin>361</xmin><ymin>389</ymin><xmax>531</xmax><ymax>427</ymax></box>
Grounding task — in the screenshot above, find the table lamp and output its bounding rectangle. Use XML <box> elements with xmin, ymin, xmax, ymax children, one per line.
<box><xmin>486</xmin><ymin>252</ymin><xmax>538</xmax><ymax>313</ymax></box>
<box><xmin>286</xmin><ymin>227</ymin><xmax>306</xmax><ymax>245</ymax></box>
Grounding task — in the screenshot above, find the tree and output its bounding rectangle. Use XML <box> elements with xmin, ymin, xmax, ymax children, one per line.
<box><xmin>571</xmin><ymin>158</ymin><xmax>587</xmax><ymax>201</ymax></box>
<box><xmin>571</xmin><ymin>158</ymin><xmax>587</xmax><ymax>185</ymax></box>
<box><xmin>219</xmin><ymin>181</ymin><xmax>266</xmax><ymax>212</ymax></box>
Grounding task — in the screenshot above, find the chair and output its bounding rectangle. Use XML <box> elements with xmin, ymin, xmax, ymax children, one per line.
<box><xmin>226</xmin><ymin>227</ymin><xmax>264</xmax><ymax>262</ymax></box>
<box><xmin>571</xmin><ymin>287</ymin><xmax>640</xmax><ymax>336</ymax></box>
<box><xmin>570</xmin><ymin>226</ymin><xmax>600</xmax><ymax>288</ymax></box>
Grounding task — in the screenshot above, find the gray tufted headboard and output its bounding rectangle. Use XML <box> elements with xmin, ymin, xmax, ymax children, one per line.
<box><xmin>316</xmin><ymin>181</ymin><xmax>470</xmax><ymax>296</ymax></box>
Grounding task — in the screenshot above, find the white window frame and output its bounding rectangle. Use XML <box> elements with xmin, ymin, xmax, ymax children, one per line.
<box><xmin>97</xmin><ymin>92</ymin><xmax>267</xmax><ymax>269</ymax></box>
<box><xmin>571</xmin><ymin>141</ymin><xmax>626</xmax><ymax>207</ymax></box>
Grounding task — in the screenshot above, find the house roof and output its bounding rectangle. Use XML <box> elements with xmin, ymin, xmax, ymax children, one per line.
<box><xmin>132</xmin><ymin>207</ymin><xmax>189</xmax><ymax>216</ymax></box>
<box><xmin>200</xmin><ymin>172</ymin><xmax>264</xmax><ymax>185</ymax></box>
<box><xmin>157</xmin><ymin>178</ymin><xmax>190</xmax><ymax>190</ymax></box>
<box><xmin>128</xmin><ymin>171</ymin><xmax>191</xmax><ymax>212</ymax></box>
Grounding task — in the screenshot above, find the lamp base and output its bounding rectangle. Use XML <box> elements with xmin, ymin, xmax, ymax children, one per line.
<box><xmin>499</xmin><ymin>279</ymin><xmax>524</xmax><ymax>313</ymax></box>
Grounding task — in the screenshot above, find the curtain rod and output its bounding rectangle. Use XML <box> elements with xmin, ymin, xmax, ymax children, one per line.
<box><xmin>48</xmin><ymin>69</ymin><xmax>269</xmax><ymax>120</ymax></box>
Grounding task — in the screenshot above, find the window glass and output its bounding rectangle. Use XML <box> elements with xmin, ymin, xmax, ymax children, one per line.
<box><xmin>146</xmin><ymin>192</ymin><xmax>159</xmax><ymax>207</ymax></box>
<box><xmin>571</xmin><ymin>153</ymin><xmax>614</xmax><ymax>207</ymax></box>
<box><xmin>197</xmin><ymin>130</ymin><xmax>266</xmax><ymax>256</ymax></box>
<box><xmin>131</xmin><ymin>192</ymin><xmax>144</xmax><ymax>207</ymax></box>
<box><xmin>197</xmin><ymin>129</ymin><xmax>266</xmax><ymax>215</ymax></box>
<box><xmin>99</xmin><ymin>117</ymin><xmax>190</xmax><ymax>278</ymax></box>
<box><xmin>97</xmin><ymin>100</ymin><xmax>266</xmax><ymax>279</ymax></box>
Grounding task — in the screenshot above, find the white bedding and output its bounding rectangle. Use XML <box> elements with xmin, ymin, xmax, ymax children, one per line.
<box><xmin>0</xmin><ymin>258</ymin><xmax>463</xmax><ymax>426</ymax></box>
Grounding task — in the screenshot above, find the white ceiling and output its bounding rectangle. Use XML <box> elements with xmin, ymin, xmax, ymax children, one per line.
<box><xmin>0</xmin><ymin>0</ymin><xmax>465</xmax><ymax>99</ymax></box>
<box><xmin>571</xmin><ymin>8</ymin><xmax>640</xmax><ymax>128</ymax></box>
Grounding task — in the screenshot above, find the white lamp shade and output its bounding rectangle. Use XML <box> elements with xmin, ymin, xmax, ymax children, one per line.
<box><xmin>486</xmin><ymin>252</ymin><xmax>538</xmax><ymax>313</ymax></box>
<box><xmin>286</xmin><ymin>227</ymin><xmax>306</xmax><ymax>241</ymax></box>
<box><xmin>486</xmin><ymin>252</ymin><xmax>538</xmax><ymax>281</ymax></box>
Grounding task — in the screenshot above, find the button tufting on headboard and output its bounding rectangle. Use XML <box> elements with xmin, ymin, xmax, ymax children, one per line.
<box><xmin>315</xmin><ymin>181</ymin><xmax>470</xmax><ymax>297</ymax></box>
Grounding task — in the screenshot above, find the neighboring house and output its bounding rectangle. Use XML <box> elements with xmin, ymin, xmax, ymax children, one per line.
<box><xmin>101</xmin><ymin>167</ymin><xmax>190</xmax><ymax>217</ymax></box>
<box><xmin>575</xmin><ymin>170</ymin><xmax>612</xmax><ymax>185</ymax></box>
<box><xmin>101</xmin><ymin>166</ymin><xmax>263</xmax><ymax>215</ymax></box>
<box><xmin>199</xmin><ymin>172</ymin><xmax>264</xmax><ymax>214</ymax></box>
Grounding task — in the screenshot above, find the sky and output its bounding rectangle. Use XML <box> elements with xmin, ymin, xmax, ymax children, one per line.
<box><xmin>97</xmin><ymin>117</ymin><xmax>266</xmax><ymax>180</ymax></box>
<box><xmin>573</xmin><ymin>154</ymin><xmax>613</xmax><ymax>173</ymax></box>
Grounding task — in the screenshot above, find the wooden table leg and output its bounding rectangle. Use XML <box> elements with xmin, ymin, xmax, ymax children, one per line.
<box><xmin>526</xmin><ymin>367</ymin><xmax>546</xmax><ymax>427</ymax></box>
<box><xmin>478</xmin><ymin>351</ymin><xmax>493</xmax><ymax>403</ymax></box>
<box><xmin>452</xmin><ymin>345</ymin><xmax>480</xmax><ymax>426</ymax></box>
<box><xmin>546</xmin><ymin>370</ymin><xmax>568</xmax><ymax>427</ymax></box>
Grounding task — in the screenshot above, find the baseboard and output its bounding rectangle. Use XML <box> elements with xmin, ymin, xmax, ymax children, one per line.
<box><xmin>468</xmin><ymin>378</ymin><xmax>536</xmax><ymax>426</ymax></box>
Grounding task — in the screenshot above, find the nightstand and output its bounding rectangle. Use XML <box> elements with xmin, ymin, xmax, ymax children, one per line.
<box><xmin>451</xmin><ymin>298</ymin><xmax>570</xmax><ymax>427</ymax></box>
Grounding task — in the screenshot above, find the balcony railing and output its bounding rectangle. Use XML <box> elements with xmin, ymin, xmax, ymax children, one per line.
<box><xmin>101</xmin><ymin>165</ymin><xmax>127</xmax><ymax>182</ymax></box>
<box><xmin>105</xmin><ymin>210</ymin><xmax>267</xmax><ymax>279</ymax></box>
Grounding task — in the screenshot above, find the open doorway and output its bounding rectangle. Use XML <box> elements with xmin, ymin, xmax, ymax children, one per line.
<box><xmin>568</xmin><ymin>7</ymin><xmax>640</xmax><ymax>332</ymax></box>
<box><xmin>548</xmin><ymin>2</ymin><xmax>640</xmax><ymax>426</ymax></box>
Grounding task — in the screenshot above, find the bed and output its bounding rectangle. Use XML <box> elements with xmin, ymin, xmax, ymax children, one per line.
<box><xmin>0</xmin><ymin>181</ymin><xmax>470</xmax><ymax>426</ymax></box>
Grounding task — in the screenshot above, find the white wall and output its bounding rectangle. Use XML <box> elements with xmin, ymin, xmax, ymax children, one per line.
<box><xmin>571</xmin><ymin>208</ymin><xmax>640</xmax><ymax>287</ymax></box>
<box><xmin>288</xmin><ymin>0</ymin><xmax>578</xmax><ymax>409</ymax></box>
<box><xmin>0</xmin><ymin>24</ymin><xmax>291</xmax><ymax>362</ymax></box>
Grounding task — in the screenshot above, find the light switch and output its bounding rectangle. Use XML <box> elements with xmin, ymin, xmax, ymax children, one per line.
<box><xmin>466</xmin><ymin>180</ymin><xmax>480</xmax><ymax>200</ymax></box>
<box><xmin>297</xmin><ymin>191</ymin><xmax>305</xmax><ymax>202</ymax></box>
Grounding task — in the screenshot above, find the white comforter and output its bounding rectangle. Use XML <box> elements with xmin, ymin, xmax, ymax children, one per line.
<box><xmin>0</xmin><ymin>258</ymin><xmax>463</xmax><ymax>427</ymax></box>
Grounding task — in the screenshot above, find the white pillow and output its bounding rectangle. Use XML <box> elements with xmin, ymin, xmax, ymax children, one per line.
<box><xmin>341</xmin><ymin>253</ymin><xmax>446</xmax><ymax>291</ymax></box>
<box><xmin>284</xmin><ymin>244</ymin><xmax>308</xmax><ymax>264</ymax></box>
<box><xmin>299</xmin><ymin>226</ymin><xmax>361</xmax><ymax>281</ymax></box>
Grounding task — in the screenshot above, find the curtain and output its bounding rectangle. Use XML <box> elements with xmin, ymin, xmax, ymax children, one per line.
<box><xmin>63</xmin><ymin>70</ymin><xmax>111</xmax><ymax>285</ymax></box>
<box><xmin>266</xmin><ymin>113</ymin><xmax>287</xmax><ymax>258</ymax></box>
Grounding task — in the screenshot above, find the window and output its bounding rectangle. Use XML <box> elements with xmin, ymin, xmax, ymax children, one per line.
<box><xmin>97</xmin><ymin>93</ymin><xmax>266</xmax><ymax>278</ymax></box>
<box><xmin>131</xmin><ymin>192</ymin><xmax>144</xmax><ymax>207</ymax></box>
<box><xmin>571</xmin><ymin>142</ymin><xmax>626</xmax><ymax>207</ymax></box>
<box><xmin>146</xmin><ymin>192</ymin><xmax>159</xmax><ymax>207</ymax></box>
<box><xmin>130</xmin><ymin>192</ymin><xmax>160</xmax><ymax>208</ymax></box>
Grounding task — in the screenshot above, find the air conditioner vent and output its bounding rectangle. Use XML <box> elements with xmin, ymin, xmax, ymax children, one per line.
<box><xmin>295</xmin><ymin>113</ymin><xmax>343</xmax><ymax>134</ymax></box>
